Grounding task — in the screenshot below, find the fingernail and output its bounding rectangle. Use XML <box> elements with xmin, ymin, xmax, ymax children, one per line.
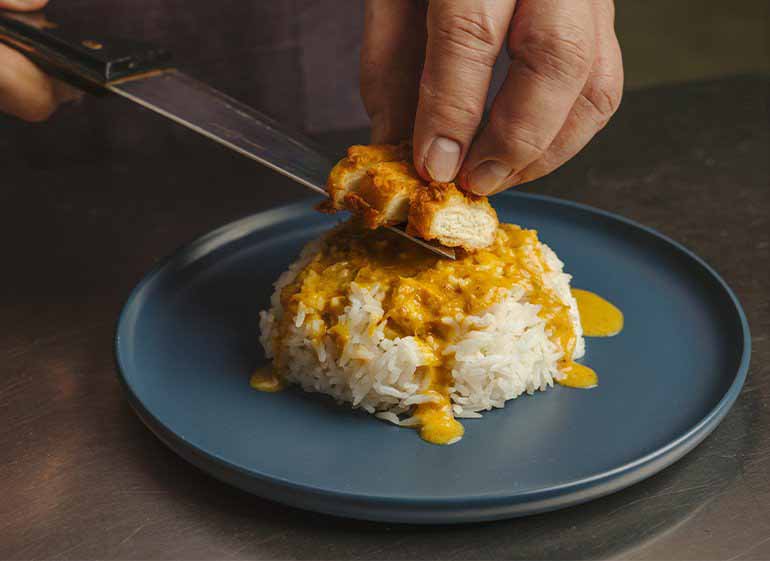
<box><xmin>425</xmin><ymin>137</ymin><xmax>461</xmax><ymax>182</ymax></box>
<box><xmin>468</xmin><ymin>161</ymin><xmax>512</xmax><ymax>195</ymax></box>
<box><xmin>488</xmin><ymin>173</ymin><xmax>522</xmax><ymax>195</ymax></box>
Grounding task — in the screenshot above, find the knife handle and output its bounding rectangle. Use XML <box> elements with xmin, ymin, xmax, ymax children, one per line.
<box><xmin>0</xmin><ymin>10</ymin><xmax>170</xmax><ymax>90</ymax></box>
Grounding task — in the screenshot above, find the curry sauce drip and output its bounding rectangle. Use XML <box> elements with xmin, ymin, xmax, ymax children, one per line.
<box><xmin>558</xmin><ymin>361</ymin><xmax>598</xmax><ymax>389</ymax></box>
<box><xmin>414</xmin><ymin>395</ymin><xmax>465</xmax><ymax>444</ymax></box>
<box><xmin>269</xmin><ymin>222</ymin><xmax>590</xmax><ymax>444</ymax></box>
<box><xmin>412</xmin><ymin>366</ymin><xmax>464</xmax><ymax>444</ymax></box>
<box><xmin>249</xmin><ymin>367</ymin><xmax>286</xmax><ymax>392</ymax></box>
<box><xmin>556</xmin><ymin>288</ymin><xmax>623</xmax><ymax>389</ymax></box>
<box><xmin>572</xmin><ymin>289</ymin><xmax>624</xmax><ymax>337</ymax></box>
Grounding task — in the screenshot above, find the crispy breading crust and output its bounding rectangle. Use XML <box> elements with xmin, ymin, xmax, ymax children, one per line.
<box><xmin>407</xmin><ymin>182</ymin><xmax>499</xmax><ymax>249</ymax></box>
<box><xmin>348</xmin><ymin>161</ymin><xmax>421</xmax><ymax>228</ymax></box>
<box><xmin>325</xmin><ymin>143</ymin><xmax>411</xmax><ymax>210</ymax></box>
<box><xmin>342</xmin><ymin>193</ymin><xmax>382</xmax><ymax>228</ymax></box>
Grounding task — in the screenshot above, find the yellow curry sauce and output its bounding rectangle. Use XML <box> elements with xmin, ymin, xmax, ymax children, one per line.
<box><xmin>571</xmin><ymin>288</ymin><xmax>624</xmax><ymax>337</ymax></box>
<box><xmin>249</xmin><ymin>366</ymin><xmax>286</xmax><ymax>392</ymax></box>
<box><xmin>556</xmin><ymin>289</ymin><xmax>624</xmax><ymax>389</ymax></box>
<box><xmin>257</xmin><ymin>223</ymin><xmax>623</xmax><ymax>445</ymax></box>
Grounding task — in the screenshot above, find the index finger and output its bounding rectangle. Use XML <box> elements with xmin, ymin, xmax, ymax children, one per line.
<box><xmin>413</xmin><ymin>0</ymin><xmax>516</xmax><ymax>183</ymax></box>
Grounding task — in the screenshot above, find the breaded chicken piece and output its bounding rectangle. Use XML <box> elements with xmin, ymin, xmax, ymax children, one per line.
<box><xmin>407</xmin><ymin>182</ymin><xmax>498</xmax><ymax>250</ymax></box>
<box><xmin>322</xmin><ymin>143</ymin><xmax>499</xmax><ymax>251</ymax></box>
<box><xmin>323</xmin><ymin>143</ymin><xmax>411</xmax><ymax>211</ymax></box>
<box><xmin>345</xmin><ymin>161</ymin><xmax>423</xmax><ymax>228</ymax></box>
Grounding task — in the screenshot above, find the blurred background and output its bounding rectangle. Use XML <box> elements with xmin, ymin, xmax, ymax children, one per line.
<box><xmin>618</xmin><ymin>0</ymin><xmax>767</xmax><ymax>89</ymax></box>
<box><xmin>1</xmin><ymin>0</ymin><xmax>767</xmax><ymax>168</ymax></box>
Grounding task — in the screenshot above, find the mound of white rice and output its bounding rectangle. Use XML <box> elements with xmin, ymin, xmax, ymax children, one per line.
<box><xmin>258</xmin><ymin>226</ymin><xmax>584</xmax><ymax>426</ymax></box>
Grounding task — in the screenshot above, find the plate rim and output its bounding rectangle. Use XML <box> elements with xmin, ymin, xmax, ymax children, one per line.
<box><xmin>114</xmin><ymin>192</ymin><xmax>751</xmax><ymax>522</ymax></box>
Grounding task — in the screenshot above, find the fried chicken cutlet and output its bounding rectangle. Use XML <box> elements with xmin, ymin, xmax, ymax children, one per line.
<box><xmin>322</xmin><ymin>143</ymin><xmax>498</xmax><ymax>251</ymax></box>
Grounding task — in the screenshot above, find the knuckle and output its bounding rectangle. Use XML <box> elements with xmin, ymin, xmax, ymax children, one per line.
<box><xmin>492</xmin><ymin>119</ymin><xmax>550</xmax><ymax>161</ymax></box>
<box><xmin>513</xmin><ymin>26</ymin><xmax>593</xmax><ymax>84</ymax></box>
<box><xmin>431</xmin><ymin>10</ymin><xmax>501</xmax><ymax>67</ymax></box>
<box><xmin>581</xmin><ymin>75</ymin><xmax>623</xmax><ymax>125</ymax></box>
<box><xmin>419</xmin><ymin>81</ymin><xmax>482</xmax><ymax>126</ymax></box>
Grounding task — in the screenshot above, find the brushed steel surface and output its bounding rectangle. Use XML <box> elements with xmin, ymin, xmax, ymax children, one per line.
<box><xmin>0</xmin><ymin>77</ymin><xmax>768</xmax><ymax>560</ymax></box>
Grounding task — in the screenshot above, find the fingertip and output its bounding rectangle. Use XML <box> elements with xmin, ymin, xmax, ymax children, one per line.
<box><xmin>8</xmin><ymin>86</ymin><xmax>58</xmax><ymax>122</ymax></box>
<box><xmin>0</xmin><ymin>0</ymin><xmax>50</xmax><ymax>12</ymax></box>
<box><xmin>12</xmin><ymin>80</ymin><xmax>58</xmax><ymax>122</ymax></box>
<box><xmin>19</xmin><ymin>102</ymin><xmax>55</xmax><ymax>123</ymax></box>
<box><xmin>0</xmin><ymin>44</ymin><xmax>59</xmax><ymax>122</ymax></box>
<box><xmin>462</xmin><ymin>160</ymin><xmax>513</xmax><ymax>195</ymax></box>
<box><xmin>459</xmin><ymin>159</ymin><xmax>525</xmax><ymax>196</ymax></box>
<box><xmin>489</xmin><ymin>173</ymin><xmax>524</xmax><ymax>195</ymax></box>
<box><xmin>422</xmin><ymin>136</ymin><xmax>461</xmax><ymax>182</ymax></box>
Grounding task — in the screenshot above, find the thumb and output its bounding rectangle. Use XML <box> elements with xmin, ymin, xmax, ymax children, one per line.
<box><xmin>0</xmin><ymin>0</ymin><xmax>50</xmax><ymax>11</ymax></box>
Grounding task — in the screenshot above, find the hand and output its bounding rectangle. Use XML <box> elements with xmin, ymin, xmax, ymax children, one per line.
<box><xmin>0</xmin><ymin>0</ymin><xmax>79</xmax><ymax>121</ymax></box>
<box><xmin>360</xmin><ymin>0</ymin><xmax>623</xmax><ymax>195</ymax></box>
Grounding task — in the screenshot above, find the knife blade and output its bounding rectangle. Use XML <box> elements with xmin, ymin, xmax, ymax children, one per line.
<box><xmin>0</xmin><ymin>10</ymin><xmax>456</xmax><ymax>259</ymax></box>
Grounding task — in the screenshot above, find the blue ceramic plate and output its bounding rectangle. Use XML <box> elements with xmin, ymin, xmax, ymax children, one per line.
<box><xmin>116</xmin><ymin>193</ymin><xmax>750</xmax><ymax>524</ymax></box>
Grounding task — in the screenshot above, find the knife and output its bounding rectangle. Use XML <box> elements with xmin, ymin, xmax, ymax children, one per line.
<box><xmin>0</xmin><ymin>10</ymin><xmax>455</xmax><ymax>259</ymax></box>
